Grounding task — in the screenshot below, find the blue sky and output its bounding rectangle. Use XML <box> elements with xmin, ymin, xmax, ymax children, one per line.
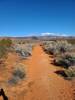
<box><xmin>0</xmin><ymin>0</ymin><xmax>75</xmax><ymax>37</ymax></box>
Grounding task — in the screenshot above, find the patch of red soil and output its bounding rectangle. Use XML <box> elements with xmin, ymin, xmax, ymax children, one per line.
<box><xmin>0</xmin><ymin>45</ymin><xmax>73</xmax><ymax>100</ymax></box>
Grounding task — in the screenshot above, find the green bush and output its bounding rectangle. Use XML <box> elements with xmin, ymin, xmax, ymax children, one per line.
<box><xmin>0</xmin><ymin>38</ymin><xmax>12</xmax><ymax>47</ymax></box>
<box><xmin>0</xmin><ymin>38</ymin><xmax>12</xmax><ymax>59</ymax></box>
<box><xmin>0</xmin><ymin>46</ymin><xmax>7</xmax><ymax>59</ymax></box>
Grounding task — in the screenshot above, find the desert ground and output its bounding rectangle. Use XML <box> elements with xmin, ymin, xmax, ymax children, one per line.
<box><xmin>0</xmin><ymin>38</ymin><xmax>75</xmax><ymax>100</ymax></box>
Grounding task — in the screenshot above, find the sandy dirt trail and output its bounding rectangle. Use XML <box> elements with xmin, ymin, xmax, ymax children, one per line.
<box><xmin>0</xmin><ymin>45</ymin><xmax>73</xmax><ymax>100</ymax></box>
<box><xmin>22</xmin><ymin>45</ymin><xmax>73</xmax><ymax>100</ymax></box>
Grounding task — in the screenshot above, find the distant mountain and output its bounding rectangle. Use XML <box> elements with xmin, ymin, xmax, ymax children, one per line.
<box><xmin>0</xmin><ymin>35</ymin><xmax>75</xmax><ymax>41</ymax></box>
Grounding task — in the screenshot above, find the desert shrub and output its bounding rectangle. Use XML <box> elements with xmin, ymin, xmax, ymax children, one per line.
<box><xmin>67</xmin><ymin>39</ymin><xmax>75</xmax><ymax>44</ymax></box>
<box><xmin>20</xmin><ymin>50</ymin><xmax>31</xmax><ymax>59</ymax></box>
<box><xmin>42</xmin><ymin>41</ymin><xmax>56</xmax><ymax>54</ymax></box>
<box><xmin>54</xmin><ymin>54</ymin><xmax>75</xmax><ymax>68</ymax></box>
<box><xmin>42</xmin><ymin>40</ymin><xmax>73</xmax><ymax>55</ymax></box>
<box><xmin>15</xmin><ymin>48</ymin><xmax>31</xmax><ymax>59</ymax></box>
<box><xmin>12</xmin><ymin>65</ymin><xmax>26</xmax><ymax>79</ymax></box>
<box><xmin>8</xmin><ymin>64</ymin><xmax>26</xmax><ymax>85</ymax></box>
<box><xmin>64</xmin><ymin>66</ymin><xmax>75</xmax><ymax>80</ymax></box>
<box><xmin>55</xmin><ymin>66</ymin><xmax>75</xmax><ymax>80</ymax></box>
<box><xmin>0</xmin><ymin>38</ymin><xmax>12</xmax><ymax>59</ymax></box>
<box><xmin>0</xmin><ymin>46</ymin><xmax>7</xmax><ymax>59</ymax></box>
<box><xmin>14</xmin><ymin>43</ymin><xmax>34</xmax><ymax>59</ymax></box>
<box><xmin>0</xmin><ymin>38</ymin><xmax>12</xmax><ymax>48</ymax></box>
<box><xmin>56</xmin><ymin>41</ymin><xmax>72</xmax><ymax>53</ymax></box>
<box><xmin>0</xmin><ymin>48</ymin><xmax>6</xmax><ymax>66</ymax></box>
<box><xmin>0</xmin><ymin>38</ymin><xmax>13</xmax><ymax>66</ymax></box>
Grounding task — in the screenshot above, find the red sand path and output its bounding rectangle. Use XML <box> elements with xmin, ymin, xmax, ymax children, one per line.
<box><xmin>22</xmin><ymin>45</ymin><xmax>73</xmax><ymax>100</ymax></box>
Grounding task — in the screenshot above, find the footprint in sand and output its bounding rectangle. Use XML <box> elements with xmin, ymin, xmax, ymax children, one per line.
<box><xmin>27</xmin><ymin>81</ymin><xmax>34</xmax><ymax>92</ymax></box>
<box><xmin>28</xmin><ymin>81</ymin><xmax>34</xmax><ymax>88</ymax></box>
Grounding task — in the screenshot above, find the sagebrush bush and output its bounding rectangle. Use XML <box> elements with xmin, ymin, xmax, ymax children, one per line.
<box><xmin>43</xmin><ymin>40</ymin><xmax>75</xmax><ymax>80</ymax></box>
<box><xmin>15</xmin><ymin>48</ymin><xmax>31</xmax><ymax>59</ymax></box>
<box><xmin>43</xmin><ymin>40</ymin><xmax>73</xmax><ymax>55</ymax></box>
<box><xmin>8</xmin><ymin>64</ymin><xmax>26</xmax><ymax>85</ymax></box>
<box><xmin>14</xmin><ymin>43</ymin><xmax>34</xmax><ymax>59</ymax></box>
<box><xmin>54</xmin><ymin>54</ymin><xmax>75</xmax><ymax>68</ymax></box>
<box><xmin>13</xmin><ymin>66</ymin><xmax>26</xmax><ymax>79</ymax></box>
<box><xmin>64</xmin><ymin>66</ymin><xmax>75</xmax><ymax>80</ymax></box>
<box><xmin>55</xmin><ymin>66</ymin><xmax>75</xmax><ymax>80</ymax></box>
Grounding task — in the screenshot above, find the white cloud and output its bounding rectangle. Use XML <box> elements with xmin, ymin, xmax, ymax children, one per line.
<box><xmin>41</xmin><ymin>32</ymin><xmax>69</xmax><ymax>37</ymax></box>
<box><xmin>41</xmin><ymin>32</ymin><xmax>55</xmax><ymax>36</ymax></box>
